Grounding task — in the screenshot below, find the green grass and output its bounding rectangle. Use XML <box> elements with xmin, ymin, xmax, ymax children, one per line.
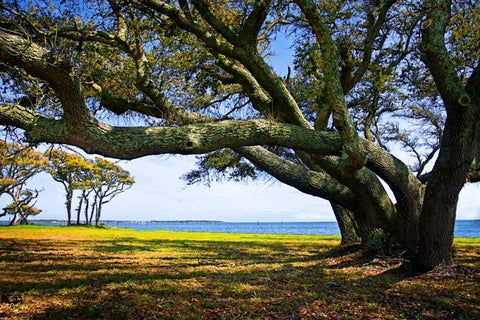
<box><xmin>0</xmin><ymin>226</ymin><xmax>479</xmax><ymax>319</ymax></box>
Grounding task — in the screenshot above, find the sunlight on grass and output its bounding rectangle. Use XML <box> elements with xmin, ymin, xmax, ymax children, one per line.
<box><xmin>0</xmin><ymin>226</ymin><xmax>479</xmax><ymax>319</ymax></box>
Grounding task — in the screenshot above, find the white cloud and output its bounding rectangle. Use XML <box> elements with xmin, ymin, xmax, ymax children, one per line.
<box><xmin>458</xmin><ymin>183</ymin><xmax>480</xmax><ymax>220</ymax></box>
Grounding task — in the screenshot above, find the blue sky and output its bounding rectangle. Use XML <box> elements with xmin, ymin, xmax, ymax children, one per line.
<box><xmin>0</xmin><ymin>155</ymin><xmax>334</xmax><ymax>222</ymax></box>
<box><xmin>1</xmin><ymin>152</ymin><xmax>479</xmax><ymax>222</ymax></box>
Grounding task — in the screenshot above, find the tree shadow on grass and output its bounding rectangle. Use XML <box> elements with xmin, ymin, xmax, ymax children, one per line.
<box><xmin>0</xmin><ymin>237</ymin><xmax>330</xmax><ymax>294</ymax></box>
<box><xmin>24</xmin><ymin>257</ymin><xmax>479</xmax><ymax>320</ymax></box>
<box><xmin>2</xmin><ymin>236</ymin><xmax>479</xmax><ymax>319</ymax></box>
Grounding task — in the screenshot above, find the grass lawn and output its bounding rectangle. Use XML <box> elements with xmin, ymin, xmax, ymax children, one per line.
<box><xmin>0</xmin><ymin>226</ymin><xmax>479</xmax><ymax>319</ymax></box>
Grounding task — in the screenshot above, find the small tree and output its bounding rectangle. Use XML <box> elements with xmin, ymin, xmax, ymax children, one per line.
<box><xmin>2</xmin><ymin>190</ymin><xmax>42</xmax><ymax>225</ymax></box>
<box><xmin>1</xmin><ymin>141</ymin><xmax>45</xmax><ymax>195</ymax></box>
<box><xmin>45</xmin><ymin>149</ymin><xmax>93</xmax><ymax>225</ymax></box>
<box><xmin>76</xmin><ymin>186</ymin><xmax>95</xmax><ymax>225</ymax></box>
<box><xmin>0</xmin><ymin>141</ymin><xmax>46</xmax><ymax>225</ymax></box>
<box><xmin>89</xmin><ymin>157</ymin><xmax>134</xmax><ymax>226</ymax></box>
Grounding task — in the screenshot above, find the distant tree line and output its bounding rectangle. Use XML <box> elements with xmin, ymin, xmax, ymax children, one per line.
<box><xmin>0</xmin><ymin>141</ymin><xmax>134</xmax><ymax>226</ymax></box>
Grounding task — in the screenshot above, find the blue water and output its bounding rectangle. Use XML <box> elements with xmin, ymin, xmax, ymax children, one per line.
<box><xmin>3</xmin><ymin>219</ymin><xmax>479</xmax><ymax>238</ymax></box>
<box><xmin>107</xmin><ymin>221</ymin><xmax>342</xmax><ymax>235</ymax></box>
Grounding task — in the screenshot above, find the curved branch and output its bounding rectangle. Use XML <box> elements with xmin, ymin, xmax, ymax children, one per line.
<box><xmin>236</xmin><ymin>146</ymin><xmax>357</xmax><ymax>211</ymax></box>
<box><xmin>0</xmin><ymin>104</ymin><xmax>342</xmax><ymax>159</ymax></box>
<box><xmin>190</xmin><ymin>0</ymin><xmax>239</xmax><ymax>45</ymax></box>
<box><xmin>0</xmin><ymin>28</ymin><xmax>92</xmax><ymax>125</ymax></box>
<box><xmin>298</xmin><ymin>151</ymin><xmax>396</xmax><ymax>229</ymax></box>
<box><xmin>345</xmin><ymin>0</ymin><xmax>397</xmax><ymax>93</ymax></box>
<box><xmin>136</xmin><ymin>1</ymin><xmax>310</xmax><ymax>128</ymax></box>
<box><xmin>420</xmin><ymin>1</ymin><xmax>470</xmax><ymax>109</ymax></box>
<box><xmin>362</xmin><ymin>139</ymin><xmax>422</xmax><ymax>198</ymax></box>
<box><xmin>238</xmin><ymin>0</ymin><xmax>272</xmax><ymax>48</ymax></box>
<box><xmin>138</xmin><ymin>0</ymin><xmax>236</xmax><ymax>57</ymax></box>
<box><xmin>294</xmin><ymin>0</ymin><xmax>366</xmax><ymax>173</ymax></box>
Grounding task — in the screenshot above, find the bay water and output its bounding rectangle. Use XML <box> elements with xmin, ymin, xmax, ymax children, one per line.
<box><xmin>10</xmin><ymin>219</ymin><xmax>479</xmax><ymax>238</ymax></box>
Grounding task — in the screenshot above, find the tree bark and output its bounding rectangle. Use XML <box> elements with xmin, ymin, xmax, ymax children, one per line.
<box><xmin>236</xmin><ymin>146</ymin><xmax>357</xmax><ymax>210</ymax></box>
<box><xmin>331</xmin><ymin>203</ymin><xmax>361</xmax><ymax>245</ymax></box>
<box><xmin>76</xmin><ymin>194</ymin><xmax>84</xmax><ymax>224</ymax></box>
<box><xmin>361</xmin><ymin>140</ymin><xmax>424</xmax><ymax>253</ymax></box>
<box><xmin>416</xmin><ymin>105</ymin><xmax>478</xmax><ymax>269</ymax></box>
<box><xmin>95</xmin><ymin>201</ymin><xmax>103</xmax><ymax>227</ymax></box>
<box><xmin>66</xmin><ymin>190</ymin><xmax>73</xmax><ymax>226</ymax></box>
<box><xmin>89</xmin><ymin>199</ymin><xmax>96</xmax><ymax>225</ymax></box>
<box><xmin>299</xmin><ymin>152</ymin><xmax>397</xmax><ymax>246</ymax></box>
<box><xmin>9</xmin><ymin>212</ymin><xmax>18</xmax><ymax>226</ymax></box>
<box><xmin>415</xmin><ymin>0</ymin><xmax>480</xmax><ymax>270</ymax></box>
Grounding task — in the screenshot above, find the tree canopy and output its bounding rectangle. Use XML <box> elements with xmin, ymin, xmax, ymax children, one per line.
<box><xmin>0</xmin><ymin>0</ymin><xmax>479</xmax><ymax>270</ymax></box>
<box><xmin>45</xmin><ymin>149</ymin><xmax>134</xmax><ymax>225</ymax></box>
<box><xmin>0</xmin><ymin>140</ymin><xmax>46</xmax><ymax>224</ymax></box>
<box><xmin>45</xmin><ymin>148</ymin><xmax>93</xmax><ymax>224</ymax></box>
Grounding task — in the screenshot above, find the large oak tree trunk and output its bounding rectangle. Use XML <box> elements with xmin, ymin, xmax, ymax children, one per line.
<box><xmin>331</xmin><ymin>203</ymin><xmax>360</xmax><ymax>245</ymax></box>
<box><xmin>416</xmin><ymin>189</ymin><xmax>456</xmax><ymax>269</ymax></box>
<box><xmin>414</xmin><ymin>0</ymin><xmax>480</xmax><ymax>270</ymax></box>
<box><xmin>394</xmin><ymin>190</ymin><xmax>424</xmax><ymax>256</ymax></box>
<box><xmin>415</xmin><ymin>103</ymin><xmax>478</xmax><ymax>270</ymax></box>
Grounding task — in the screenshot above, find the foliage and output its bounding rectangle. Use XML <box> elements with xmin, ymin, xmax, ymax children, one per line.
<box><xmin>182</xmin><ymin>149</ymin><xmax>257</xmax><ymax>186</ymax></box>
<box><xmin>0</xmin><ymin>226</ymin><xmax>479</xmax><ymax>319</ymax></box>
<box><xmin>1</xmin><ymin>197</ymin><xmax>42</xmax><ymax>225</ymax></box>
<box><xmin>45</xmin><ymin>149</ymin><xmax>94</xmax><ymax>224</ymax></box>
<box><xmin>0</xmin><ymin>141</ymin><xmax>46</xmax><ymax>224</ymax></box>
<box><xmin>88</xmin><ymin>157</ymin><xmax>135</xmax><ymax>226</ymax></box>
<box><xmin>0</xmin><ymin>141</ymin><xmax>47</xmax><ymax>195</ymax></box>
<box><xmin>45</xmin><ymin>149</ymin><xmax>94</xmax><ymax>188</ymax></box>
<box><xmin>45</xmin><ymin>149</ymin><xmax>134</xmax><ymax>226</ymax></box>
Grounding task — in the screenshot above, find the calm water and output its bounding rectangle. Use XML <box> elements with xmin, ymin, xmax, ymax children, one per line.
<box><xmin>4</xmin><ymin>219</ymin><xmax>479</xmax><ymax>237</ymax></box>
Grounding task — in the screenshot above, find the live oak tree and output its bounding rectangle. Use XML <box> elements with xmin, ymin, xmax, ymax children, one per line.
<box><xmin>45</xmin><ymin>148</ymin><xmax>94</xmax><ymax>225</ymax></box>
<box><xmin>88</xmin><ymin>157</ymin><xmax>135</xmax><ymax>226</ymax></box>
<box><xmin>1</xmin><ymin>190</ymin><xmax>42</xmax><ymax>225</ymax></box>
<box><xmin>45</xmin><ymin>149</ymin><xmax>134</xmax><ymax>225</ymax></box>
<box><xmin>0</xmin><ymin>0</ymin><xmax>478</xmax><ymax>270</ymax></box>
<box><xmin>0</xmin><ymin>141</ymin><xmax>46</xmax><ymax>225</ymax></box>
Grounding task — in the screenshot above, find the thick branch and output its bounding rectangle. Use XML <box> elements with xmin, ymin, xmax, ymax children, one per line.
<box><xmin>138</xmin><ymin>0</ymin><xmax>236</xmax><ymax>57</ymax></box>
<box><xmin>298</xmin><ymin>151</ymin><xmax>396</xmax><ymax>229</ymax></box>
<box><xmin>0</xmin><ymin>105</ymin><xmax>342</xmax><ymax>159</ymax></box>
<box><xmin>137</xmin><ymin>1</ymin><xmax>310</xmax><ymax>128</ymax></box>
<box><xmin>238</xmin><ymin>0</ymin><xmax>272</xmax><ymax>48</ymax></box>
<box><xmin>214</xmin><ymin>55</ymin><xmax>272</xmax><ymax>111</ymax></box>
<box><xmin>362</xmin><ymin>139</ymin><xmax>422</xmax><ymax>199</ymax></box>
<box><xmin>190</xmin><ymin>0</ymin><xmax>239</xmax><ymax>45</ymax></box>
<box><xmin>236</xmin><ymin>146</ymin><xmax>357</xmax><ymax>211</ymax></box>
<box><xmin>227</xmin><ymin>51</ymin><xmax>311</xmax><ymax>127</ymax></box>
<box><xmin>0</xmin><ymin>28</ymin><xmax>92</xmax><ymax>126</ymax></box>
<box><xmin>420</xmin><ymin>1</ymin><xmax>470</xmax><ymax>109</ymax></box>
<box><xmin>294</xmin><ymin>0</ymin><xmax>367</xmax><ymax>173</ymax></box>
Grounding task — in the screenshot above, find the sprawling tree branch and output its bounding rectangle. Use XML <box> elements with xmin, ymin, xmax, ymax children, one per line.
<box><xmin>190</xmin><ymin>0</ymin><xmax>239</xmax><ymax>45</ymax></box>
<box><xmin>420</xmin><ymin>1</ymin><xmax>470</xmax><ymax>109</ymax></box>
<box><xmin>342</xmin><ymin>0</ymin><xmax>397</xmax><ymax>93</ymax></box>
<box><xmin>1</xmin><ymin>0</ymin><xmax>477</xmax><ymax>269</ymax></box>
<box><xmin>236</xmin><ymin>146</ymin><xmax>357</xmax><ymax>211</ymax></box>
<box><xmin>238</xmin><ymin>0</ymin><xmax>272</xmax><ymax>48</ymax></box>
<box><xmin>137</xmin><ymin>0</ymin><xmax>236</xmax><ymax>56</ymax></box>
<box><xmin>294</xmin><ymin>0</ymin><xmax>366</xmax><ymax>174</ymax></box>
<box><xmin>137</xmin><ymin>1</ymin><xmax>310</xmax><ymax>128</ymax></box>
<box><xmin>0</xmin><ymin>103</ymin><xmax>343</xmax><ymax>159</ymax></box>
